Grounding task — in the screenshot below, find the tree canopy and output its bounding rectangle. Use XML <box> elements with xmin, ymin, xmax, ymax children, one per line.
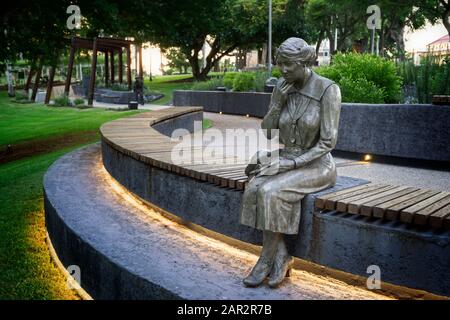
<box><xmin>1</xmin><ymin>0</ymin><xmax>448</xmax><ymax>76</ymax></box>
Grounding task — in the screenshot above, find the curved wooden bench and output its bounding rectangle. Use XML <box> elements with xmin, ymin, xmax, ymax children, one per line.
<box><xmin>92</xmin><ymin>107</ymin><xmax>450</xmax><ymax>296</ymax></box>
<box><xmin>101</xmin><ymin>107</ymin><xmax>249</xmax><ymax>190</ymax></box>
<box><xmin>102</xmin><ymin>109</ymin><xmax>450</xmax><ymax>230</ymax></box>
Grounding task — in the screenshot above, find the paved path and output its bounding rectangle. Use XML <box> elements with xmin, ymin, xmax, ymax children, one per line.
<box><xmin>204</xmin><ymin>112</ymin><xmax>450</xmax><ymax>192</ymax></box>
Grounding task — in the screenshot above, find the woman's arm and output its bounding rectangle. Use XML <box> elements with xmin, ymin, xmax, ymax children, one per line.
<box><xmin>261</xmin><ymin>79</ymin><xmax>291</xmax><ymax>139</ymax></box>
<box><xmin>293</xmin><ymin>84</ymin><xmax>341</xmax><ymax>168</ymax></box>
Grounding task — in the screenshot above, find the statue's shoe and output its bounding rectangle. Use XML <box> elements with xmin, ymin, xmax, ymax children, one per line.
<box><xmin>243</xmin><ymin>255</ymin><xmax>273</xmax><ymax>287</ymax></box>
<box><xmin>267</xmin><ymin>254</ymin><xmax>294</xmax><ymax>288</ymax></box>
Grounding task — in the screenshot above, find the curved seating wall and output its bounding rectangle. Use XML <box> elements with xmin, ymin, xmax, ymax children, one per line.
<box><xmin>99</xmin><ymin>108</ymin><xmax>450</xmax><ymax>296</ymax></box>
<box><xmin>173</xmin><ymin>90</ymin><xmax>450</xmax><ymax>162</ymax></box>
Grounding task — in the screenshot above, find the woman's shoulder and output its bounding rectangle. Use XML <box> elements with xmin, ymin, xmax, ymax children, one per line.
<box><xmin>299</xmin><ymin>71</ymin><xmax>336</xmax><ymax>101</ymax></box>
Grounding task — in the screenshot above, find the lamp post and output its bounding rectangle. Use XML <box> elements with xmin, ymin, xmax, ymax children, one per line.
<box><xmin>268</xmin><ymin>0</ymin><xmax>272</xmax><ymax>76</ymax></box>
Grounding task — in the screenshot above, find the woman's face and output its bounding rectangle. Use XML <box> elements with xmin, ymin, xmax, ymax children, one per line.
<box><xmin>277</xmin><ymin>56</ymin><xmax>307</xmax><ymax>84</ymax></box>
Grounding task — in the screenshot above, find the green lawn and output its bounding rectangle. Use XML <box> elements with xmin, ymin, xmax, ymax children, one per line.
<box><xmin>147</xmin><ymin>81</ymin><xmax>194</xmax><ymax>105</ymax></box>
<box><xmin>0</xmin><ymin>92</ymin><xmax>140</xmax><ymax>147</ymax></box>
<box><xmin>146</xmin><ymin>75</ymin><xmax>193</xmax><ymax>105</ymax></box>
<box><xmin>0</xmin><ymin>147</ymin><xmax>84</xmax><ymax>299</ymax></box>
<box><xmin>145</xmin><ymin>73</ymin><xmax>228</xmax><ymax>105</ymax></box>
<box><xmin>0</xmin><ymin>93</ymin><xmax>143</xmax><ymax>299</ymax></box>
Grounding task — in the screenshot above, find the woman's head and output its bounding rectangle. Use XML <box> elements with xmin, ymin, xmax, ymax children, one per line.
<box><xmin>276</xmin><ymin>37</ymin><xmax>316</xmax><ymax>84</ymax></box>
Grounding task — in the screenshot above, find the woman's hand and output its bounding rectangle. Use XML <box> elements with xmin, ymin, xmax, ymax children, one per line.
<box><xmin>278</xmin><ymin>157</ymin><xmax>295</xmax><ymax>173</ymax></box>
<box><xmin>271</xmin><ymin>81</ymin><xmax>293</xmax><ymax>107</ymax></box>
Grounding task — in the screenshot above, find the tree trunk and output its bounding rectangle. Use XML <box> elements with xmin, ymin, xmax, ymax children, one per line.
<box><xmin>327</xmin><ymin>30</ymin><xmax>335</xmax><ymax>55</ymax></box>
<box><xmin>315</xmin><ymin>30</ymin><xmax>324</xmax><ymax>56</ymax></box>
<box><xmin>24</xmin><ymin>67</ymin><xmax>35</xmax><ymax>92</ymax></box>
<box><xmin>6</xmin><ymin>63</ymin><xmax>15</xmax><ymax>97</ymax></box>
<box><xmin>389</xmin><ymin>23</ymin><xmax>405</xmax><ymax>61</ymax></box>
<box><xmin>235</xmin><ymin>49</ymin><xmax>247</xmax><ymax>70</ymax></box>
<box><xmin>443</xmin><ymin>8</ymin><xmax>450</xmax><ymax>37</ymax></box>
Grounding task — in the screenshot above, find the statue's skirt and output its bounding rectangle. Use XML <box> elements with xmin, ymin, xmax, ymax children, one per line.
<box><xmin>240</xmin><ymin>151</ymin><xmax>336</xmax><ymax>235</ymax></box>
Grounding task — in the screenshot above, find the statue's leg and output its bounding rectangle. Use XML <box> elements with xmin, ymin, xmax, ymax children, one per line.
<box><xmin>243</xmin><ymin>230</ymin><xmax>281</xmax><ymax>287</ymax></box>
<box><xmin>267</xmin><ymin>234</ymin><xmax>294</xmax><ymax>288</ymax></box>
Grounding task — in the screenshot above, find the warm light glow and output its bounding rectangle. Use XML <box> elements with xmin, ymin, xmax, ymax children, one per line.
<box><xmin>246</xmin><ymin>114</ymin><xmax>250</xmax><ymax>117</ymax></box>
<box><xmin>219</xmin><ymin>111</ymin><xmax>223</xmax><ymax>114</ymax></box>
<box><xmin>95</xmin><ymin>163</ymin><xmax>392</xmax><ymax>299</ymax></box>
<box><xmin>364</xmin><ymin>154</ymin><xmax>372</xmax><ymax>161</ymax></box>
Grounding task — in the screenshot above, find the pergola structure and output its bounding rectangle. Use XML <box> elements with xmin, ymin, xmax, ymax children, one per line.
<box><xmin>61</xmin><ymin>37</ymin><xmax>143</xmax><ymax>106</ymax></box>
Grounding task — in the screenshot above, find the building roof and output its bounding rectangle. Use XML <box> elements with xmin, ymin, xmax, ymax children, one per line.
<box><xmin>427</xmin><ymin>34</ymin><xmax>450</xmax><ymax>46</ymax></box>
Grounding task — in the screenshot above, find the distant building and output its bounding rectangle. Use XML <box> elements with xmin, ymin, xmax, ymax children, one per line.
<box><xmin>424</xmin><ymin>34</ymin><xmax>450</xmax><ymax>64</ymax></box>
<box><xmin>405</xmin><ymin>22</ymin><xmax>449</xmax><ymax>65</ymax></box>
<box><xmin>316</xmin><ymin>39</ymin><xmax>331</xmax><ymax>66</ymax></box>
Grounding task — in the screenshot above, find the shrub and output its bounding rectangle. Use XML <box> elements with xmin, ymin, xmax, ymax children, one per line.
<box><xmin>110</xmin><ymin>83</ymin><xmax>130</xmax><ymax>91</ymax></box>
<box><xmin>271</xmin><ymin>67</ymin><xmax>282</xmax><ymax>78</ymax></box>
<box><xmin>339</xmin><ymin>77</ymin><xmax>385</xmax><ymax>104</ymax></box>
<box><xmin>223</xmin><ymin>72</ymin><xmax>239</xmax><ymax>89</ymax></box>
<box><xmin>164</xmin><ymin>68</ymin><xmax>174</xmax><ymax>75</ymax></box>
<box><xmin>315</xmin><ymin>53</ymin><xmax>402</xmax><ymax>103</ymax></box>
<box><xmin>232</xmin><ymin>72</ymin><xmax>256</xmax><ymax>92</ymax></box>
<box><xmin>14</xmin><ymin>91</ymin><xmax>29</xmax><ymax>101</ymax></box>
<box><xmin>73</xmin><ymin>98</ymin><xmax>85</xmax><ymax>106</ymax></box>
<box><xmin>53</xmin><ymin>94</ymin><xmax>71</xmax><ymax>107</ymax></box>
<box><xmin>399</xmin><ymin>57</ymin><xmax>450</xmax><ymax>103</ymax></box>
<box><xmin>191</xmin><ymin>77</ymin><xmax>224</xmax><ymax>91</ymax></box>
<box><xmin>254</xmin><ymin>71</ymin><xmax>270</xmax><ymax>92</ymax></box>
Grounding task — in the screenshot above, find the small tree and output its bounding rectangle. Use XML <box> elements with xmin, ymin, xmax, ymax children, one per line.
<box><xmin>164</xmin><ymin>48</ymin><xmax>190</xmax><ymax>74</ymax></box>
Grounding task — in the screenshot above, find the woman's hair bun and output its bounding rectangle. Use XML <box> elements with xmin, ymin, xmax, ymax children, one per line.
<box><xmin>276</xmin><ymin>37</ymin><xmax>317</xmax><ymax>66</ymax></box>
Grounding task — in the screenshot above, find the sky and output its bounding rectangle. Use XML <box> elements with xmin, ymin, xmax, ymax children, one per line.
<box><xmin>404</xmin><ymin>21</ymin><xmax>448</xmax><ymax>52</ymax></box>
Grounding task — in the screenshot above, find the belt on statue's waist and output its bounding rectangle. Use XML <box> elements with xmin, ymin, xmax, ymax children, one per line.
<box><xmin>282</xmin><ymin>146</ymin><xmax>307</xmax><ymax>157</ymax></box>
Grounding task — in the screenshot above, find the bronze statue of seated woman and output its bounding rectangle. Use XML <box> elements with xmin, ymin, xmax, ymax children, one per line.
<box><xmin>240</xmin><ymin>37</ymin><xmax>342</xmax><ymax>288</ymax></box>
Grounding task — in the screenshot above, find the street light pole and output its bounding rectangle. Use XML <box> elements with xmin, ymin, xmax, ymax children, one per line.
<box><xmin>268</xmin><ymin>0</ymin><xmax>272</xmax><ymax>76</ymax></box>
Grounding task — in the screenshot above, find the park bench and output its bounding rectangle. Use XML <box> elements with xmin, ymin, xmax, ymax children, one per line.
<box><xmin>101</xmin><ymin>110</ymin><xmax>450</xmax><ymax>230</ymax></box>
<box><xmin>315</xmin><ymin>183</ymin><xmax>450</xmax><ymax>230</ymax></box>
<box><xmin>432</xmin><ymin>95</ymin><xmax>450</xmax><ymax>105</ymax></box>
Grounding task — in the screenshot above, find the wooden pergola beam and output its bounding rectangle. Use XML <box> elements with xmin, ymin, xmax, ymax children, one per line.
<box><xmin>64</xmin><ymin>41</ymin><xmax>76</xmax><ymax>95</ymax></box>
<box><xmin>118</xmin><ymin>48</ymin><xmax>123</xmax><ymax>83</ymax></box>
<box><xmin>126</xmin><ymin>45</ymin><xmax>132</xmax><ymax>90</ymax></box>
<box><xmin>45</xmin><ymin>65</ymin><xmax>56</xmax><ymax>104</ymax></box>
<box><xmin>31</xmin><ymin>59</ymin><xmax>43</xmax><ymax>101</ymax></box>
<box><xmin>110</xmin><ymin>50</ymin><xmax>115</xmax><ymax>84</ymax></box>
<box><xmin>104</xmin><ymin>50</ymin><xmax>109</xmax><ymax>87</ymax></box>
<box><xmin>88</xmin><ymin>38</ymin><xmax>99</xmax><ymax>106</ymax></box>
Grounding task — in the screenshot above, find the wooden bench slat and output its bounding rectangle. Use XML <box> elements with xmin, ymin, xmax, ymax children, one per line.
<box><xmin>324</xmin><ymin>184</ymin><xmax>387</xmax><ymax>210</ymax></box>
<box><xmin>412</xmin><ymin>195</ymin><xmax>450</xmax><ymax>225</ymax></box>
<box><xmin>347</xmin><ymin>185</ymin><xmax>411</xmax><ymax>215</ymax></box>
<box><xmin>361</xmin><ymin>187</ymin><xmax>419</xmax><ymax>217</ymax></box>
<box><xmin>385</xmin><ymin>190</ymin><xmax>440</xmax><ymax>221</ymax></box>
<box><xmin>372</xmin><ymin>189</ymin><xmax>429</xmax><ymax>219</ymax></box>
<box><xmin>429</xmin><ymin>204</ymin><xmax>450</xmax><ymax>228</ymax></box>
<box><xmin>336</xmin><ymin>185</ymin><xmax>395</xmax><ymax>212</ymax></box>
<box><xmin>400</xmin><ymin>192</ymin><xmax>450</xmax><ymax>224</ymax></box>
<box><xmin>314</xmin><ymin>183</ymin><xmax>373</xmax><ymax>209</ymax></box>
